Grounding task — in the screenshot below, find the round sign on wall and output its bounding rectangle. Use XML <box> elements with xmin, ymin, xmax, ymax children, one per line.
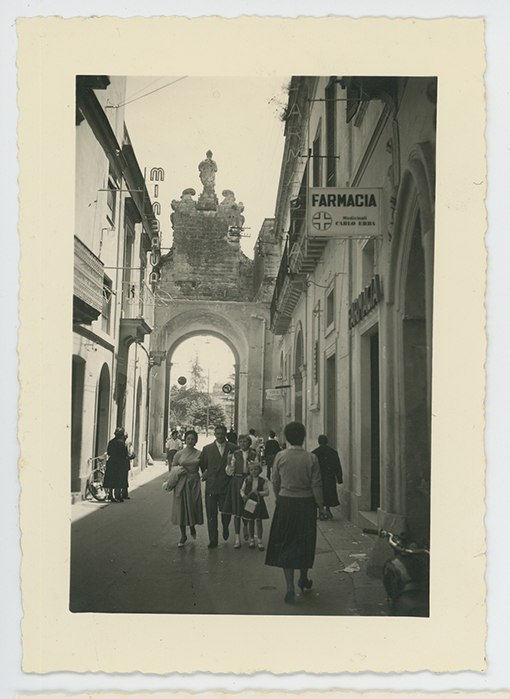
<box><xmin>177</xmin><ymin>376</ymin><xmax>187</xmax><ymax>385</ymax></box>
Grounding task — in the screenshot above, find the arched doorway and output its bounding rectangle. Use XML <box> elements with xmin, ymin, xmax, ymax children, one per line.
<box><xmin>95</xmin><ymin>363</ymin><xmax>110</xmax><ymax>458</ymax></box>
<box><xmin>150</xmin><ymin>308</ymin><xmax>258</xmax><ymax>454</ymax></box>
<box><xmin>294</xmin><ymin>328</ymin><xmax>304</xmax><ymax>423</ymax></box>
<box><xmin>402</xmin><ymin>211</ymin><xmax>430</xmax><ymax>542</ymax></box>
<box><xmin>388</xmin><ymin>143</ymin><xmax>434</xmax><ymax>544</ymax></box>
<box><xmin>71</xmin><ymin>355</ymin><xmax>86</xmax><ymax>491</ymax></box>
<box><xmin>165</xmin><ymin>334</ymin><xmax>237</xmax><ymax>440</ymax></box>
<box><xmin>133</xmin><ymin>375</ymin><xmax>143</xmax><ymax>467</ymax></box>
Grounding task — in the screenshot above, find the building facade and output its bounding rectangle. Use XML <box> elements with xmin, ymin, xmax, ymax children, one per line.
<box><xmin>72</xmin><ymin>76</ymin><xmax>160</xmax><ymax>497</ymax></box>
<box><xmin>269</xmin><ymin>76</ymin><xmax>436</xmax><ymax>545</ymax></box>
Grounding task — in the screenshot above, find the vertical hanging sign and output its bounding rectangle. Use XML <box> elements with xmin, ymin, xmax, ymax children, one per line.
<box><xmin>148</xmin><ymin>167</ymin><xmax>164</xmax><ymax>282</ymax></box>
<box><xmin>308</xmin><ymin>187</ymin><xmax>382</xmax><ymax>237</ymax></box>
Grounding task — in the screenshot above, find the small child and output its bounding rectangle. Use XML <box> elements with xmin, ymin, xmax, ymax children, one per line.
<box><xmin>240</xmin><ymin>462</ymin><xmax>270</xmax><ymax>551</ymax></box>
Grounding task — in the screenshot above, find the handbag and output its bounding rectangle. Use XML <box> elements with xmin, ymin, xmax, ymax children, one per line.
<box><xmin>163</xmin><ymin>467</ymin><xmax>182</xmax><ymax>492</ymax></box>
<box><xmin>243</xmin><ymin>496</ymin><xmax>258</xmax><ymax>514</ymax></box>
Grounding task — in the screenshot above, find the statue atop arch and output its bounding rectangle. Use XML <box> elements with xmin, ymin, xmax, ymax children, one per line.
<box><xmin>197</xmin><ymin>150</ymin><xmax>219</xmax><ymax>210</ymax></box>
<box><xmin>198</xmin><ymin>150</ymin><xmax>217</xmax><ymax>192</ymax></box>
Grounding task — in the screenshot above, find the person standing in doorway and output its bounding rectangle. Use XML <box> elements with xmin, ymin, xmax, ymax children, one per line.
<box><xmin>199</xmin><ymin>424</ymin><xmax>237</xmax><ymax>548</ymax></box>
<box><xmin>166</xmin><ymin>429</ymin><xmax>182</xmax><ymax>470</ymax></box>
<box><xmin>312</xmin><ymin>435</ymin><xmax>343</xmax><ymax>519</ymax></box>
<box><xmin>264</xmin><ymin>430</ymin><xmax>281</xmax><ymax>481</ymax></box>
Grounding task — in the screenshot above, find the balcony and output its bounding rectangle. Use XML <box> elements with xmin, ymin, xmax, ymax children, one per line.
<box><xmin>119</xmin><ymin>280</ymin><xmax>154</xmax><ymax>345</ymax></box>
<box><xmin>270</xmin><ymin>222</ymin><xmax>330</xmax><ymax>335</ymax></box>
<box><xmin>270</xmin><ymin>241</ymin><xmax>307</xmax><ymax>335</ymax></box>
<box><xmin>73</xmin><ymin>237</ymin><xmax>104</xmax><ymax>325</ymax></box>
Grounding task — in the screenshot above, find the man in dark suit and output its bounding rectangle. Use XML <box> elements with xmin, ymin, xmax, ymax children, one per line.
<box><xmin>200</xmin><ymin>424</ymin><xmax>237</xmax><ymax>548</ymax></box>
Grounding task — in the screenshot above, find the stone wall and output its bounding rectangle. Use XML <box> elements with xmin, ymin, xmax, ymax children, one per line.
<box><xmin>159</xmin><ymin>153</ymin><xmax>255</xmax><ymax>302</ymax></box>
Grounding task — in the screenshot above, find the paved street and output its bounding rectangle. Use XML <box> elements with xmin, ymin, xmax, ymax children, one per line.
<box><xmin>70</xmin><ymin>459</ymin><xmax>387</xmax><ymax>616</ymax></box>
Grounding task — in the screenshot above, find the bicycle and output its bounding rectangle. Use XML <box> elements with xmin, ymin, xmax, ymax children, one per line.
<box><xmin>363</xmin><ymin>528</ymin><xmax>430</xmax><ymax>617</ymax></box>
<box><xmin>85</xmin><ymin>454</ymin><xmax>107</xmax><ymax>502</ymax></box>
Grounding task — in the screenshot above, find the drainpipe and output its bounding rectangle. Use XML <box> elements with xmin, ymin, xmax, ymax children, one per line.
<box><xmin>251</xmin><ymin>315</ymin><xmax>266</xmax><ymax>416</ymax></box>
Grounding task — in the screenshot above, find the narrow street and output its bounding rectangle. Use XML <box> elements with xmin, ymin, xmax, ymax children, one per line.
<box><xmin>70</xmin><ymin>458</ymin><xmax>387</xmax><ymax>616</ymax></box>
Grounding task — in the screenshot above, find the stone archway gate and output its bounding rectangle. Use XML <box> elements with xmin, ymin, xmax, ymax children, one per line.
<box><xmin>149</xmin><ymin>301</ymin><xmax>278</xmax><ymax>454</ymax></box>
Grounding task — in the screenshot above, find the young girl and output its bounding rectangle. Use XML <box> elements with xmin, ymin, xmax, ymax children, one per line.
<box><xmin>240</xmin><ymin>462</ymin><xmax>270</xmax><ymax>551</ymax></box>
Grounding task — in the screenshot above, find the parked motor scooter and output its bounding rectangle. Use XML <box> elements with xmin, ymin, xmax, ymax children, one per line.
<box><xmin>363</xmin><ymin>528</ymin><xmax>430</xmax><ymax>617</ymax></box>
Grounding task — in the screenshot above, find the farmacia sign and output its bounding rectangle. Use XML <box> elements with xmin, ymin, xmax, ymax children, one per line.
<box><xmin>308</xmin><ymin>187</ymin><xmax>381</xmax><ymax>238</ymax></box>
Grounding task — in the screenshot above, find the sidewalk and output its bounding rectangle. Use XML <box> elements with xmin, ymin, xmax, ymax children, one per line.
<box><xmin>72</xmin><ymin>458</ymin><xmax>169</xmax><ymax>523</ymax></box>
<box><xmin>316</xmin><ymin>506</ymin><xmax>388</xmax><ymax>615</ymax></box>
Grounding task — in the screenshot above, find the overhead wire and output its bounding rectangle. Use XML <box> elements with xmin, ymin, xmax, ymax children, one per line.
<box><xmin>122</xmin><ymin>77</ymin><xmax>166</xmax><ymax>104</ymax></box>
<box><xmin>111</xmin><ymin>76</ymin><xmax>188</xmax><ymax>109</ymax></box>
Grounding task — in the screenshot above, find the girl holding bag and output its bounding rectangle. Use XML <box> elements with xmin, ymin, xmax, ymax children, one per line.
<box><xmin>240</xmin><ymin>462</ymin><xmax>269</xmax><ymax>551</ymax></box>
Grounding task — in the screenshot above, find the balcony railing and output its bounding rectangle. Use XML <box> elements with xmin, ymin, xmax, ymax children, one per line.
<box><xmin>270</xmin><ymin>215</ymin><xmax>330</xmax><ymax>334</ymax></box>
<box><xmin>73</xmin><ymin>236</ymin><xmax>104</xmax><ymax>324</ymax></box>
<box><xmin>121</xmin><ymin>280</ymin><xmax>155</xmax><ymax>329</ymax></box>
<box><xmin>270</xmin><ymin>240</ymin><xmax>307</xmax><ymax>335</ymax></box>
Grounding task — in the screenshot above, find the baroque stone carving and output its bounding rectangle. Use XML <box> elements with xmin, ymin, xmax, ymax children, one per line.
<box><xmin>197</xmin><ymin>150</ymin><xmax>219</xmax><ymax>210</ymax></box>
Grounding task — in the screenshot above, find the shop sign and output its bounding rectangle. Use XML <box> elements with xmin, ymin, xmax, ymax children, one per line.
<box><xmin>308</xmin><ymin>187</ymin><xmax>381</xmax><ymax>238</ymax></box>
<box><xmin>349</xmin><ymin>275</ymin><xmax>383</xmax><ymax>328</ymax></box>
<box><xmin>265</xmin><ymin>389</ymin><xmax>283</xmax><ymax>401</ymax></box>
<box><xmin>147</xmin><ymin>166</ymin><xmax>165</xmax><ymax>281</ymax></box>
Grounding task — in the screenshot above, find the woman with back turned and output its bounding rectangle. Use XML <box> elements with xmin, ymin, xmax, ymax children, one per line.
<box><xmin>265</xmin><ymin>421</ymin><xmax>327</xmax><ymax>604</ymax></box>
<box><xmin>103</xmin><ymin>427</ymin><xmax>134</xmax><ymax>503</ymax></box>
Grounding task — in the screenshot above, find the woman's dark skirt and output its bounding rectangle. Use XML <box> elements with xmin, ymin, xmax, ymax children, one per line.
<box><xmin>103</xmin><ymin>461</ymin><xmax>128</xmax><ymax>490</ymax></box>
<box><xmin>321</xmin><ymin>469</ymin><xmax>340</xmax><ymax>507</ymax></box>
<box><xmin>265</xmin><ymin>496</ymin><xmax>317</xmax><ymax>570</ymax></box>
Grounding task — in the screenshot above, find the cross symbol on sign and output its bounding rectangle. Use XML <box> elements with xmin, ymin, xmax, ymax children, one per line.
<box><xmin>312</xmin><ymin>211</ymin><xmax>332</xmax><ymax>231</ymax></box>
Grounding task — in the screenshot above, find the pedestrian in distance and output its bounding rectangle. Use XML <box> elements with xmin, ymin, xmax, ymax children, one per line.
<box><xmin>166</xmin><ymin>429</ymin><xmax>183</xmax><ymax>470</ymax></box>
<box><xmin>312</xmin><ymin>435</ymin><xmax>343</xmax><ymax>520</ymax></box>
<box><xmin>248</xmin><ymin>428</ymin><xmax>258</xmax><ymax>450</ymax></box>
<box><xmin>226</xmin><ymin>427</ymin><xmax>238</xmax><ymax>445</ymax></box>
<box><xmin>103</xmin><ymin>427</ymin><xmax>135</xmax><ymax>503</ymax></box>
<box><xmin>222</xmin><ymin>434</ymin><xmax>258</xmax><ymax>548</ymax></box>
<box><xmin>170</xmin><ymin>429</ymin><xmax>204</xmax><ymax>547</ymax></box>
<box><xmin>199</xmin><ymin>424</ymin><xmax>237</xmax><ymax>548</ymax></box>
<box><xmin>264</xmin><ymin>430</ymin><xmax>281</xmax><ymax>481</ymax></box>
<box><xmin>240</xmin><ymin>461</ymin><xmax>270</xmax><ymax>551</ymax></box>
<box><xmin>265</xmin><ymin>421</ymin><xmax>327</xmax><ymax>604</ymax></box>
<box><xmin>121</xmin><ymin>436</ymin><xmax>135</xmax><ymax>500</ymax></box>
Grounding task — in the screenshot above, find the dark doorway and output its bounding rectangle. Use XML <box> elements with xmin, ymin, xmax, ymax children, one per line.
<box><xmin>325</xmin><ymin>353</ymin><xmax>337</xmax><ymax>448</ymax></box>
<box><xmin>403</xmin><ymin>213</ymin><xmax>430</xmax><ymax>543</ymax></box>
<box><xmin>95</xmin><ymin>363</ymin><xmax>110</xmax><ymax>458</ymax></box>
<box><xmin>134</xmin><ymin>376</ymin><xmax>143</xmax><ymax>468</ymax></box>
<box><xmin>71</xmin><ymin>356</ymin><xmax>86</xmax><ymax>492</ymax></box>
<box><xmin>294</xmin><ymin>331</ymin><xmax>304</xmax><ymax>423</ymax></box>
<box><xmin>370</xmin><ymin>332</ymin><xmax>380</xmax><ymax>511</ymax></box>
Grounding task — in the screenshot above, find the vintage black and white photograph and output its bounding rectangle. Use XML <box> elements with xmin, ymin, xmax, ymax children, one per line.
<box><xmin>16</xmin><ymin>14</ymin><xmax>488</xmax><ymax>674</ymax></box>
<box><xmin>70</xmin><ymin>73</ymin><xmax>435</xmax><ymax>616</ymax></box>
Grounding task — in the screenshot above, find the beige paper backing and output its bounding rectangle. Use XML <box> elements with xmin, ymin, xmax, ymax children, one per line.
<box><xmin>15</xmin><ymin>695</ymin><xmax>510</xmax><ymax>699</ymax></box>
<box><xmin>17</xmin><ymin>16</ymin><xmax>487</xmax><ymax>674</ymax></box>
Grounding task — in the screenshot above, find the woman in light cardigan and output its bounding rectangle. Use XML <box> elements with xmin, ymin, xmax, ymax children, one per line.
<box><xmin>265</xmin><ymin>421</ymin><xmax>327</xmax><ymax>604</ymax></box>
